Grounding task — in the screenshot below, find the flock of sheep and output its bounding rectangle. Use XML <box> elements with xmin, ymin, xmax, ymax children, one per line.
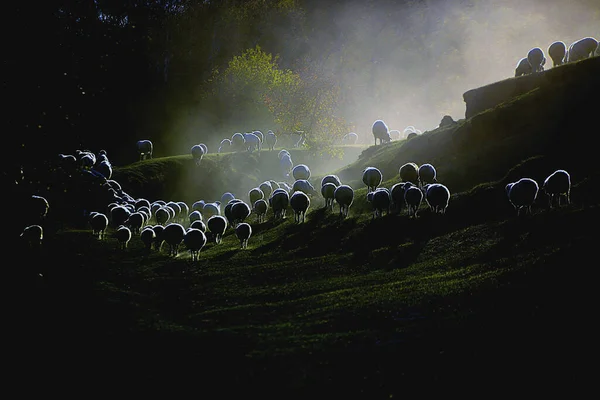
<box><xmin>20</xmin><ymin>116</ymin><xmax>573</xmax><ymax>265</ymax></box>
<box><xmin>515</xmin><ymin>36</ymin><xmax>599</xmax><ymax>77</ymax></box>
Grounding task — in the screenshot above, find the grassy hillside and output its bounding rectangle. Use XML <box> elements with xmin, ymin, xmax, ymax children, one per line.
<box><xmin>16</xmin><ymin>56</ymin><xmax>600</xmax><ymax>396</ymax></box>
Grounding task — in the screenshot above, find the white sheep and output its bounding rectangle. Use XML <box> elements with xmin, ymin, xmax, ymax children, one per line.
<box><xmin>292</xmin><ymin>179</ymin><xmax>318</xmax><ymax>197</ymax></box>
<box><xmin>190</xmin><ymin>219</ymin><xmax>207</xmax><ymax>233</ymax></box>
<box><xmin>341</xmin><ymin>132</ymin><xmax>358</xmax><ymax>144</ymax></box>
<box><xmin>404</xmin><ymin>185</ymin><xmax>423</xmax><ymax>218</ymax></box>
<box><xmin>115</xmin><ymin>225</ymin><xmax>132</xmax><ymax>250</ymax></box>
<box><xmin>278</xmin><ymin>149</ymin><xmax>291</xmax><ymax>160</ymax></box>
<box><xmin>370</xmin><ymin>188</ymin><xmax>391</xmax><ymax>219</ymax></box>
<box><xmin>334</xmin><ymin>184</ymin><xmax>354</xmax><ymax>218</ymax></box>
<box><xmin>542</xmin><ymin>169</ymin><xmax>571</xmax><ymax>208</ymax></box>
<box><xmin>253</xmin><ymin>199</ymin><xmax>268</xmax><ymax>223</ymax></box>
<box><xmin>20</xmin><ymin>224</ymin><xmax>43</xmax><ymax>249</ymax></box>
<box><xmin>372</xmin><ymin>120</ymin><xmax>391</xmax><ymax>145</ymax></box>
<box><xmin>243</xmin><ymin>132</ymin><xmax>262</xmax><ymax>153</ymax></box>
<box><xmin>235</xmin><ymin>223</ymin><xmax>252</xmax><ymax>249</ymax></box>
<box><xmin>177</xmin><ymin>202</ymin><xmax>189</xmax><ymax>220</ymax></box>
<box><xmin>249</xmin><ymin>188</ymin><xmax>265</xmax><ymax>207</ymax></box>
<box><xmin>163</xmin><ymin>222</ymin><xmax>186</xmax><ymax>256</ymax></box>
<box><xmin>221</xmin><ymin>192</ymin><xmax>235</xmax><ymax>207</ymax></box>
<box><xmin>321</xmin><ymin>175</ymin><xmax>341</xmax><ymax>187</ymax></box>
<box><xmin>390</xmin><ymin>182</ymin><xmax>412</xmax><ymax>213</ymax></box>
<box><xmin>292</xmin><ymin>164</ymin><xmax>311</xmax><ymax>181</ymax></box>
<box><xmin>321</xmin><ymin>182</ymin><xmax>337</xmax><ymax>211</ymax></box>
<box><xmin>259</xmin><ymin>181</ymin><xmax>273</xmax><ymax>199</ymax></box>
<box><xmin>91</xmin><ymin>212</ymin><xmax>109</xmax><ymax>239</ymax></box>
<box><xmin>191</xmin><ymin>144</ymin><xmax>205</xmax><ymax>166</ymax></box>
<box><xmin>280</xmin><ymin>153</ymin><xmax>294</xmax><ymax>178</ymax></box>
<box><xmin>548</xmin><ymin>41</ymin><xmax>567</xmax><ymax>67</ymax></box>
<box><xmin>505</xmin><ymin>178</ymin><xmax>539</xmax><ymax>216</ymax></box>
<box><xmin>137</xmin><ymin>140</ymin><xmax>153</xmax><ymax>161</ymax></box>
<box><xmin>389</xmin><ymin>130</ymin><xmax>401</xmax><ymax>141</ymax></box>
<box><xmin>566</xmin><ymin>37</ymin><xmax>599</xmax><ymax>62</ymax></box>
<box><xmin>515</xmin><ymin>57</ymin><xmax>532</xmax><ymax>77</ymax></box>
<box><xmin>203</xmin><ymin>202</ymin><xmax>221</xmax><ymax>219</ymax></box>
<box><xmin>192</xmin><ymin>200</ymin><xmax>205</xmax><ymax>212</ymax></box>
<box><xmin>155</xmin><ymin>207</ymin><xmax>170</xmax><ymax>226</ymax></box>
<box><xmin>362</xmin><ymin>167</ymin><xmax>382</xmax><ymax>192</ymax></box>
<box><xmin>184</xmin><ymin>228</ymin><xmax>207</xmax><ymax>261</ymax></box>
<box><xmin>418</xmin><ymin>163</ymin><xmax>437</xmax><ymax>187</ymax></box>
<box><xmin>270</xmin><ymin>190</ymin><xmax>290</xmax><ymax>220</ymax></box>
<box><xmin>110</xmin><ymin>205</ymin><xmax>132</xmax><ymax>227</ymax></box>
<box><xmin>207</xmin><ymin>215</ymin><xmax>228</xmax><ymax>243</ymax></box>
<box><xmin>527</xmin><ymin>47</ymin><xmax>546</xmax><ymax>73</ymax></box>
<box><xmin>231</xmin><ymin>201</ymin><xmax>251</xmax><ymax>225</ymax></box>
<box><xmin>224</xmin><ymin>199</ymin><xmax>242</xmax><ymax>227</ymax></box>
<box><xmin>135</xmin><ymin>198</ymin><xmax>151</xmax><ymax>211</ymax></box>
<box><xmin>266</xmin><ymin>131</ymin><xmax>277</xmax><ymax>151</ymax></box>
<box><xmin>424</xmin><ymin>183</ymin><xmax>450</xmax><ymax>214</ymax></box>
<box><xmin>399</xmin><ymin>162</ymin><xmax>419</xmax><ymax>185</ymax></box>
<box><xmin>290</xmin><ymin>191</ymin><xmax>310</xmax><ymax>223</ymax></box>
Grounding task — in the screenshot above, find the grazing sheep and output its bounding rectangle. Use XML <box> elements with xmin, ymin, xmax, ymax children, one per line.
<box><xmin>111</xmin><ymin>205</ymin><xmax>132</xmax><ymax>227</ymax></box>
<box><xmin>270</xmin><ymin>190</ymin><xmax>290</xmax><ymax>220</ymax></box>
<box><xmin>506</xmin><ymin>178</ymin><xmax>539</xmax><ymax>216</ymax></box>
<box><xmin>231</xmin><ymin>201</ymin><xmax>251</xmax><ymax>225</ymax></box>
<box><xmin>199</xmin><ymin>143</ymin><xmax>208</xmax><ymax>155</ymax></box>
<box><xmin>566</xmin><ymin>37</ymin><xmax>599</xmax><ymax>62</ymax></box>
<box><xmin>231</xmin><ymin>132</ymin><xmax>246</xmax><ymax>151</ymax></box>
<box><xmin>269</xmin><ymin>180</ymin><xmax>280</xmax><ymax>190</ymax></box>
<box><xmin>224</xmin><ymin>199</ymin><xmax>243</xmax><ymax>227</ymax></box>
<box><xmin>177</xmin><ymin>202</ymin><xmax>189</xmax><ymax>219</ymax></box>
<box><xmin>321</xmin><ymin>182</ymin><xmax>337</xmax><ymax>211</ymax></box>
<box><xmin>140</xmin><ymin>226</ymin><xmax>156</xmax><ymax>253</ymax></box>
<box><xmin>220</xmin><ymin>138</ymin><xmax>232</xmax><ymax>150</ymax></box>
<box><xmin>259</xmin><ymin>181</ymin><xmax>273</xmax><ymax>199</ymax></box>
<box><xmin>292</xmin><ymin>179</ymin><xmax>318</xmax><ymax>196</ymax></box>
<box><xmin>548</xmin><ymin>41</ymin><xmax>567</xmax><ymax>67</ymax></box>
<box><xmin>252</xmin><ymin>130</ymin><xmax>264</xmax><ymax>143</ymax></box>
<box><xmin>292</xmin><ymin>164</ymin><xmax>311</xmax><ymax>181</ymax></box>
<box><xmin>135</xmin><ymin>198</ymin><xmax>151</xmax><ymax>211</ymax></box>
<box><xmin>389</xmin><ymin>130</ymin><xmax>401</xmax><ymax>141</ymax></box>
<box><xmin>137</xmin><ymin>140</ymin><xmax>153</xmax><ymax>161</ymax></box>
<box><xmin>425</xmin><ymin>183</ymin><xmax>451</xmax><ymax>214</ymax></box>
<box><xmin>527</xmin><ymin>47</ymin><xmax>546</xmax><ymax>72</ymax></box>
<box><xmin>362</xmin><ymin>167</ymin><xmax>383</xmax><ymax>192</ymax></box>
<box><xmin>155</xmin><ymin>207</ymin><xmax>170</xmax><ymax>225</ymax></box>
<box><xmin>192</xmin><ymin>200</ymin><xmax>205</xmax><ymax>212</ymax></box>
<box><xmin>293</xmin><ymin>131</ymin><xmax>306</xmax><ymax>148</ymax></box>
<box><xmin>390</xmin><ymin>182</ymin><xmax>412</xmax><ymax>213</ymax></box>
<box><xmin>290</xmin><ymin>191</ymin><xmax>310</xmax><ymax>223</ymax></box>
<box><xmin>249</xmin><ymin>187</ymin><xmax>265</xmax><ymax>207</ymax></box>
<box><xmin>341</xmin><ymin>132</ymin><xmax>358</xmax><ymax>144</ymax></box>
<box><xmin>184</xmin><ymin>228</ymin><xmax>207</xmax><ymax>261</ymax></box>
<box><xmin>404</xmin><ymin>185</ymin><xmax>423</xmax><ymax>218</ymax></box>
<box><xmin>372</xmin><ymin>120</ymin><xmax>391</xmax><ymax>145</ymax></box>
<box><xmin>542</xmin><ymin>169</ymin><xmax>571</xmax><ymax>208</ymax></box>
<box><xmin>418</xmin><ymin>163</ymin><xmax>437</xmax><ymax>187</ymax></box>
<box><xmin>91</xmin><ymin>212</ymin><xmax>109</xmax><ymax>239</ymax></box>
<box><xmin>125</xmin><ymin>212</ymin><xmax>145</xmax><ymax>234</ymax></box>
<box><xmin>203</xmin><ymin>202</ymin><xmax>221</xmax><ymax>219</ymax></box>
<box><xmin>244</xmin><ymin>132</ymin><xmax>262</xmax><ymax>153</ymax></box>
<box><xmin>280</xmin><ymin>153</ymin><xmax>294</xmax><ymax>178</ymax></box>
<box><xmin>321</xmin><ymin>174</ymin><xmax>341</xmax><ymax>187</ymax></box>
<box><xmin>277</xmin><ymin>182</ymin><xmax>292</xmax><ymax>193</ymax></box>
<box><xmin>20</xmin><ymin>224</ymin><xmax>43</xmax><ymax>249</ymax></box>
<box><xmin>253</xmin><ymin>199</ymin><xmax>268</xmax><ymax>223</ymax></box>
<box><xmin>515</xmin><ymin>57</ymin><xmax>532</xmax><ymax>77</ymax></box>
<box><xmin>189</xmin><ymin>210</ymin><xmax>203</xmax><ymax>225</ymax></box>
<box><xmin>399</xmin><ymin>162</ymin><xmax>419</xmax><ymax>185</ymax></box>
<box><xmin>115</xmin><ymin>225</ymin><xmax>132</xmax><ymax>250</ymax></box>
<box><xmin>31</xmin><ymin>195</ymin><xmax>49</xmax><ymax>220</ymax></box>
<box><xmin>190</xmin><ymin>219</ymin><xmax>207</xmax><ymax>233</ymax></box>
<box><xmin>221</xmin><ymin>192</ymin><xmax>235</xmax><ymax>207</ymax></box>
<box><xmin>266</xmin><ymin>131</ymin><xmax>277</xmax><ymax>151</ymax></box>
<box><xmin>334</xmin><ymin>184</ymin><xmax>354</xmax><ymax>218</ymax></box>
<box><xmin>94</xmin><ymin>160</ymin><xmax>112</xmax><ymax>179</ymax></box>
<box><xmin>207</xmin><ymin>215</ymin><xmax>228</xmax><ymax>244</ymax></box>
<box><xmin>191</xmin><ymin>144</ymin><xmax>205</xmax><ymax>166</ymax></box>
<box><xmin>152</xmin><ymin>225</ymin><xmax>165</xmax><ymax>251</ymax></box>
<box><xmin>235</xmin><ymin>223</ymin><xmax>252</xmax><ymax>249</ymax></box>
<box><xmin>278</xmin><ymin>149</ymin><xmax>291</xmax><ymax>160</ymax></box>
<box><xmin>371</xmin><ymin>188</ymin><xmax>392</xmax><ymax>219</ymax></box>
<box><xmin>163</xmin><ymin>223</ymin><xmax>186</xmax><ymax>256</ymax></box>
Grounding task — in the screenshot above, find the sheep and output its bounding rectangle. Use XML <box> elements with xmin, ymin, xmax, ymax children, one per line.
<box><xmin>199</xmin><ymin>143</ymin><xmax>208</xmax><ymax>155</ymax></box>
<box><xmin>278</xmin><ymin>149</ymin><xmax>291</xmax><ymax>160</ymax></box>
<box><xmin>515</xmin><ymin>57</ymin><xmax>532</xmax><ymax>77</ymax></box>
<box><xmin>371</xmin><ymin>188</ymin><xmax>391</xmax><ymax>219</ymax></box>
<box><xmin>390</xmin><ymin>182</ymin><xmax>412</xmax><ymax>213</ymax></box>
<box><xmin>235</xmin><ymin>223</ymin><xmax>252</xmax><ymax>249</ymax></box>
<box><xmin>399</xmin><ymin>162</ymin><xmax>419</xmax><ymax>185</ymax></box>
<box><xmin>220</xmin><ymin>138</ymin><xmax>232</xmax><ymax>150</ymax></box>
<box><xmin>191</xmin><ymin>144</ymin><xmax>205</xmax><ymax>166</ymax></box>
<box><xmin>372</xmin><ymin>119</ymin><xmax>391</xmax><ymax>145</ymax></box>
<box><xmin>270</xmin><ymin>190</ymin><xmax>290</xmax><ymax>220</ymax></box>
<box><xmin>152</xmin><ymin>225</ymin><xmax>165</xmax><ymax>251</ymax></box>
<box><xmin>269</xmin><ymin>180</ymin><xmax>280</xmax><ymax>190</ymax></box>
<box><xmin>389</xmin><ymin>130</ymin><xmax>401</xmax><ymax>141</ymax></box>
<box><xmin>207</xmin><ymin>215</ymin><xmax>228</xmax><ymax>244</ymax></box>
<box><xmin>278</xmin><ymin>182</ymin><xmax>292</xmax><ymax>193</ymax></box>
<box><xmin>249</xmin><ymin>187</ymin><xmax>265</xmax><ymax>207</ymax></box>
<box><xmin>418</xmin><ymin>163</ymin><xmax>437</xmax><ymax>187</ymax></box>
<box><xmin>439</xmin><ymin>115</ymin><xmax>457</xmax><ymax>129</ymax></box>
<box><xmin>31</xmin><ymin>195</ymin><xmax>49</xmax><ymax>220</ymax></box>
<box><xmin>321</xmin><ymin>182</ymin><xmax>337</xmax><ymax>211</ymax></box>
<box><xmin>192</xmin><ymin>200</ymin><xmax>205</xmax><ymax>212</ymax></box>
<box><xmin>115</xmin><ymin>225</ymin><xmax>132</xmax><ymax>250</ymax></box>
<box><xmin>135</xmin><ymin>198</ymin><xmax>151</xmax><ymax>211</ymax></box>
<box><xmin>293</xmin><ymin>131</ymin><xmax>306</xmax><ymax>148</ymax></box>
<box><xmin>596</xmin><ymin>42</ymin><xmax>600</xmax><ymax>57</ymax></box>
<box><xmin>231</xmin><ymin>201</ymin><xmax>251</xmax><ymax>225</ymax></box>
<box><xmin>404</xmin><ymin>185</ymin><xmax>423</xmax><ymax>218</ymax></box>
<box><xmin>265</xmin><ymin>130</ymin><xmax>277</xmax><ymax>151</ymax></box>
<box><xmin>110</xmin><ymin>205</ymin><xmax>131</xmax><ymax>227</ymax></box>
<box><xmin>183</xmin><ymin>228</ymin><xmax>207</xmax><ymax>261</ymax></box>
<box><xmin>231</xmin><ymin>132</ymin><xmax>246</xmax><ymax>151</ymax></box>
<box><xmin>140</xmin><ymin>226</ymin><xmax>156</xmax><ymax>253</ymax></box>
<box><xmin>94</xmin><ymin>160</ymin><xmax>112</xmax><ymax>180</ymax></box>
<box><xmin>292</xmin><ymin>164</ymin><xmax>311</xmax><ymax>181</ymax></box>
<box><xmin>190</xmin><ymin>219</ymin><xmax>206</xmax><ymax>233</ymax></box>
<box><xmin>221</xmin><ymin>192</ymin><xmax>235</xmax><ymax>207</ymax></box>
<box><xmin>321</xmin><ymin>174</ymin><xmax>341</xmax><ymax>187</ymax></box>
<box><xmin>527</xmin><ymin>47</ymin><xmax>546</xmax><ymax>73</ymax></box>
<box><xmin>341</xmin><ymin>132</ymin><xmax>358</xmax><ymax>144</ymax></box>
<box><xmin>548</xmin><ymin>41</ymin><xmax>567</xmax><ymax>67</ymax></box>
<box><xmin>259</xmin><ymin>181</ymin><xmax>273</xmax><ymax>199</ymax></box>
<box><xmin>189</xmin><ymin>210</ymin><xmax>203</xmax><ymax>226</ymax></box>
<box><xmin>362</xmin><ymin>167</ymin><xmax>382</xmax><ymax>192</ymax></box>
<box><xmin>253</xmin><ymin>199</ymin><xmax>268</xmax><ymax>223</ymax></box>
<box><xmin>20</xmin><ymin>224</ymin><xmax>43</xmax><ymax>249</ymax></box>
<box><xmin>202</xmin><ymin>202</ymin><xmax>220</xmax><ymax>219</ymax></box>
<box><xmin>334</xmin><ymin>184</ymin><xmax>354</xmax><ymax>218</ymax></box>
<box><xmin>125</xmin><ymin>211</ymin><xmax>145</xmax><ymax>235</ymax></box>
<box><xmin>224</xmin><ymin>199</ymin><xmax>243</xmax><ymax>227</ymax></box>
<box><xmin>91</xmin><ymin>212</ymin><xmax>109</xmax><ymax>239</ymax></box>
<box><xmin>505</xmin><ymin>178</ymin><xmax>539</xmax><ymax>216</ymax></box>
<box><xmin>280</xmin><ymin>153</ymin><xmax>294</xmax><ymax>178</ymax></box>
<box><xmin>244</xmin><ymin>132</ymin><xmax>262</xmax><ymax>153</ymax></box>
<box><xmin>155</xmin><ymin>207</ymin><xmax>170</xmax><ymax>225</ymax></box>
<box><xmin>177</xmin><ymin>201</ymin><xmax>189</xmax><ymax>220</ymax></box>
<box><xmin>137</xmin><ymin>140</ymin><xmax>153</xmax><ymax>161</ymax></box>
<box><xmin>425</xmin><ymin>183</ymin><xmax>450</xmax><ymax>214</ymax></box>
<box><xmin>292</xmin><ymin>179</ymin><xmax>318</xmax><ymax>197</ymax></box>
<box><xmin>290</xmin><ymin>191</ymin><xmax>310</xmax><ymax>223</ymax></box>
<box><xmin>80</xmin><ymin>153</ymin><xmax>95</xmax><ymax>169</ymax></box>
<box><xmin>163</xmin><ymin>223</ymin><xmax>186</xmax><ymax>256</ymax></box>
<box><xmin>542</xmin><ymin>169</ymin><xmax>571</xmax><ymax>208</ymax></box>
<box><xmin>566</xmin><ymin>37</ymin><xmax>599</xmax><ymax>62</ymax></box>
